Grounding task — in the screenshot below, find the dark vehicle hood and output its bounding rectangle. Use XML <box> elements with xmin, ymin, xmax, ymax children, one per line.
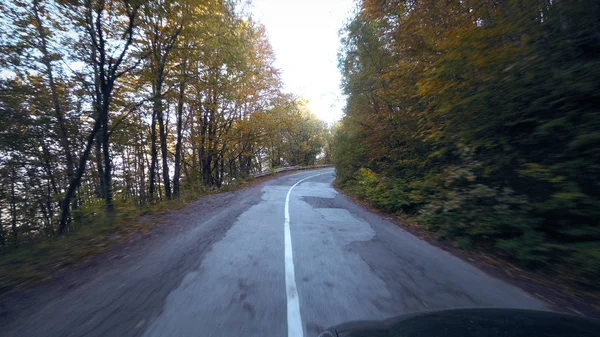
<box><xmin>323</xmin><ymin>308</ymin><xmax>600</xmax><ymax>337</ymax></box>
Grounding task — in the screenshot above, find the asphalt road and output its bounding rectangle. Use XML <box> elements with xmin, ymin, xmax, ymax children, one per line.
<box><xmin>3</xmin><ymin>168</ymin><xmax>547</xmax><ymax>337</ymax></box>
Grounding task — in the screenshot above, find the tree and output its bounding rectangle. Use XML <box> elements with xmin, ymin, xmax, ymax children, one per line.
<box><xmin>139</xmin><ymin>0</ymin><xmax>186</xmax><ymax>201</ymax></box>
<box><xmin>0</xmin><ymin>0</ymin><xmax>328</xmax><ymax>251</ymax></box>
<box><xmin>57</xmin><ymin>0</ymin><xmax>143</xmax><ymax>229</ymax></box>
<box><xmin>335</xmin><ymin>0</ymin><xmax>600</xmax><ymax>287</ymax></box>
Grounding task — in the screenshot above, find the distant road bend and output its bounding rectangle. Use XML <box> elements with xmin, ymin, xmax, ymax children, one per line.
<box><xmin>3</xmin><ymin>168</ymin><xmax>547</xmax><ymax>337</ymax></box>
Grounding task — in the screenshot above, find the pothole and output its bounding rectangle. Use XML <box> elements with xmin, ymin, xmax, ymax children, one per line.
<box><xmin>301</xmin><ymin>196</ymin><xmax>340</xmax><ymax>209</ymax></box>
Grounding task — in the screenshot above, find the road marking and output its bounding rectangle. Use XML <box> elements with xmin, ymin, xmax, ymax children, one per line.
<box><xmin>285</xmin><ymin>173</ymin><xmax>327</xmax><ymax>337</ymax></box>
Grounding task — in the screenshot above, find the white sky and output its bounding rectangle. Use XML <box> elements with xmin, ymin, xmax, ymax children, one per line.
<box><xmin>250</xmin><ymin>0</ymin><xmax>356</xmax><ymax>124</ymax></box>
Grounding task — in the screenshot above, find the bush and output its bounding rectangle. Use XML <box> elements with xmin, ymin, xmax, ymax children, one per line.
<box><xmin>338</xmin><ymin>162</ymin><xmax>600</xmax><ymax>288</ymax></box>
<box><xmin>340</xmin><ymin>168</ymin><xmax>420</xmax><ymax>214</ymax></box>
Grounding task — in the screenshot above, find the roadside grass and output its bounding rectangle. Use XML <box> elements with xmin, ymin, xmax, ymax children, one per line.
<box><xmin>1</xmin><ymin>220</ymin><xmax>122</xmax><ymax>294</ymax></box>
<box><xmin>0</xmin><ymin>167</ymin><xmax>328</xmax><ymax>295</ymax></box>
<box><xmin>0</xmin><ymin>186</ymin><xmax>239</xmax><ymax>294</ymax></box>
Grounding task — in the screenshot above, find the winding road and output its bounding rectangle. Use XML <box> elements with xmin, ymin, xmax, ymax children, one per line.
<box><xmin>3</xmin><ymin>168</ymin><xmax>547</xmax><ymax>337</ymax></box>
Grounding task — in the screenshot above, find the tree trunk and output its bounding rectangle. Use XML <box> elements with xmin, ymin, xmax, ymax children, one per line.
<box><xmin>206</xmin><ymin>92</ymin><xmax>218</xmax><ymax>186</ymax></box>
<box><xmin>59</xmin><ymin>117</ymin><xmax>102</xmax><ymax>234</ymax></box>
<box><xmin>137</xmin><ymin>135</ymin><xmax>147</xmax><ymax>205</ymax></box>
<box><xmin>156</xmin><ymin>81</ymin><xmax>171</xmax><ymax>200</ymax></box>
<box><xmin>173</xmin><ymin>71</ymin><xmax>186</xmax><ymax>198</ymax></box>
<box><xmin>10</xmin><ymin>169</ymin><xmax>18</xmax><ymax>247</ymax></box>
<box><xmin>94</xmin><ymin>132</ymin><xmax>106</xmax><ymax>198</ymax></box>
<box><xmin>218</xmin><ymin>158</ymin><xmax>224</xmax><ymax>187</ymax></box>
<box><xmin>200</xmin><ymin>104</ymin><xmax>209</xmax><ymax>185</ymax></box>
<box><xmin>92</xmin><ymin>37</ymin><xmax>106</xmax><ymax>200</ymax></box>
<box><xmin>100</xmin><ymin>91</ymin><xmax>114</xmax><ymax>214</ymax></box>
<box><xmin>190</xmin><ymin>111</ymin><xmax>198</xmax><ymax>172</ymax></box>
<box><xmin>0</xmin><ymin>204</ymin><xmax>4</xmax><ymax>248</ymax></box>
<box><xmin>39</xmin><ymin>200</ymin><xmax>52</xmax><ymax>237</ymax></box>
<box><xmin>41</xmin><ymin>142</ymin><xmax>59</xmax><ymax>196</ymax></box>
<box><xmin>157</xmin><ymin>165</ymin><xmax>163</xmax><ymax>201</ymax></box>
<box><xmin>149</xmin><ymin>107</ymin><xmax>158</xmax><ymax>202</ymax></box>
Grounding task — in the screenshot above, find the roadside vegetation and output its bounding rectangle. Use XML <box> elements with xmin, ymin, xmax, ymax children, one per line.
<box><xmin>0</xmin><ymin>0</ymin><xmax>330</xmax><ymax>277</ymax></box>
<box><xmin>333</xmin><ymin>0</ymin><xmax>599</xmax><ymax>291</ymax></box>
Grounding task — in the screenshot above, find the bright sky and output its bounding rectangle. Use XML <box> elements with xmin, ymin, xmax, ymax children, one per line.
<box><xmin>250</xmin><ymin>0</ymin><xmax>356</xmax><ymax>124</ymax></box>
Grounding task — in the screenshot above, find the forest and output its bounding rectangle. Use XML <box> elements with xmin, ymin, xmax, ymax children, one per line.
<box><xmin>0</xmin><ymin>0</ymin><xmax>328</xmax><ymax>250</ymax></box>
<box><xmin>334</xmin><ymin>0</ymin><xmax>599</xmax><ymax>289</ymax></box>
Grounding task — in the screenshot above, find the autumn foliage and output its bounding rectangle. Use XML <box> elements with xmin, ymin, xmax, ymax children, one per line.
<box><xmin>334</xmin><ymin>0</ymin><xmax>600</xmax><ymax>288</ymax></box>
<box><xmin>0</xmin><ymin>0</ymin><xmax>327</xmax><ymax>248</ymax></box>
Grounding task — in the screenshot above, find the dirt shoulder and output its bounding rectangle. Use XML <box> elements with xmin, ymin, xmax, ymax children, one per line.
<box><xmin>333</xmin><ymin>185</ymin><xmax>600</xmax><ymax>318</ymax></box>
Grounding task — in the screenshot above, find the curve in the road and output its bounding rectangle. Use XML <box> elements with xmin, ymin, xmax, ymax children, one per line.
<box><xmin>3</xmin><ymin>168</ymin><xmax>548</xmax><ymax>337</ymax></box>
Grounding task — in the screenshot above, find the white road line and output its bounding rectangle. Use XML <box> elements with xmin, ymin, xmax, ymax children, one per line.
<box><xmin>284</xmin><ymin>173</ymin><xmax>327</xmax><ymax>337</ymax></box>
